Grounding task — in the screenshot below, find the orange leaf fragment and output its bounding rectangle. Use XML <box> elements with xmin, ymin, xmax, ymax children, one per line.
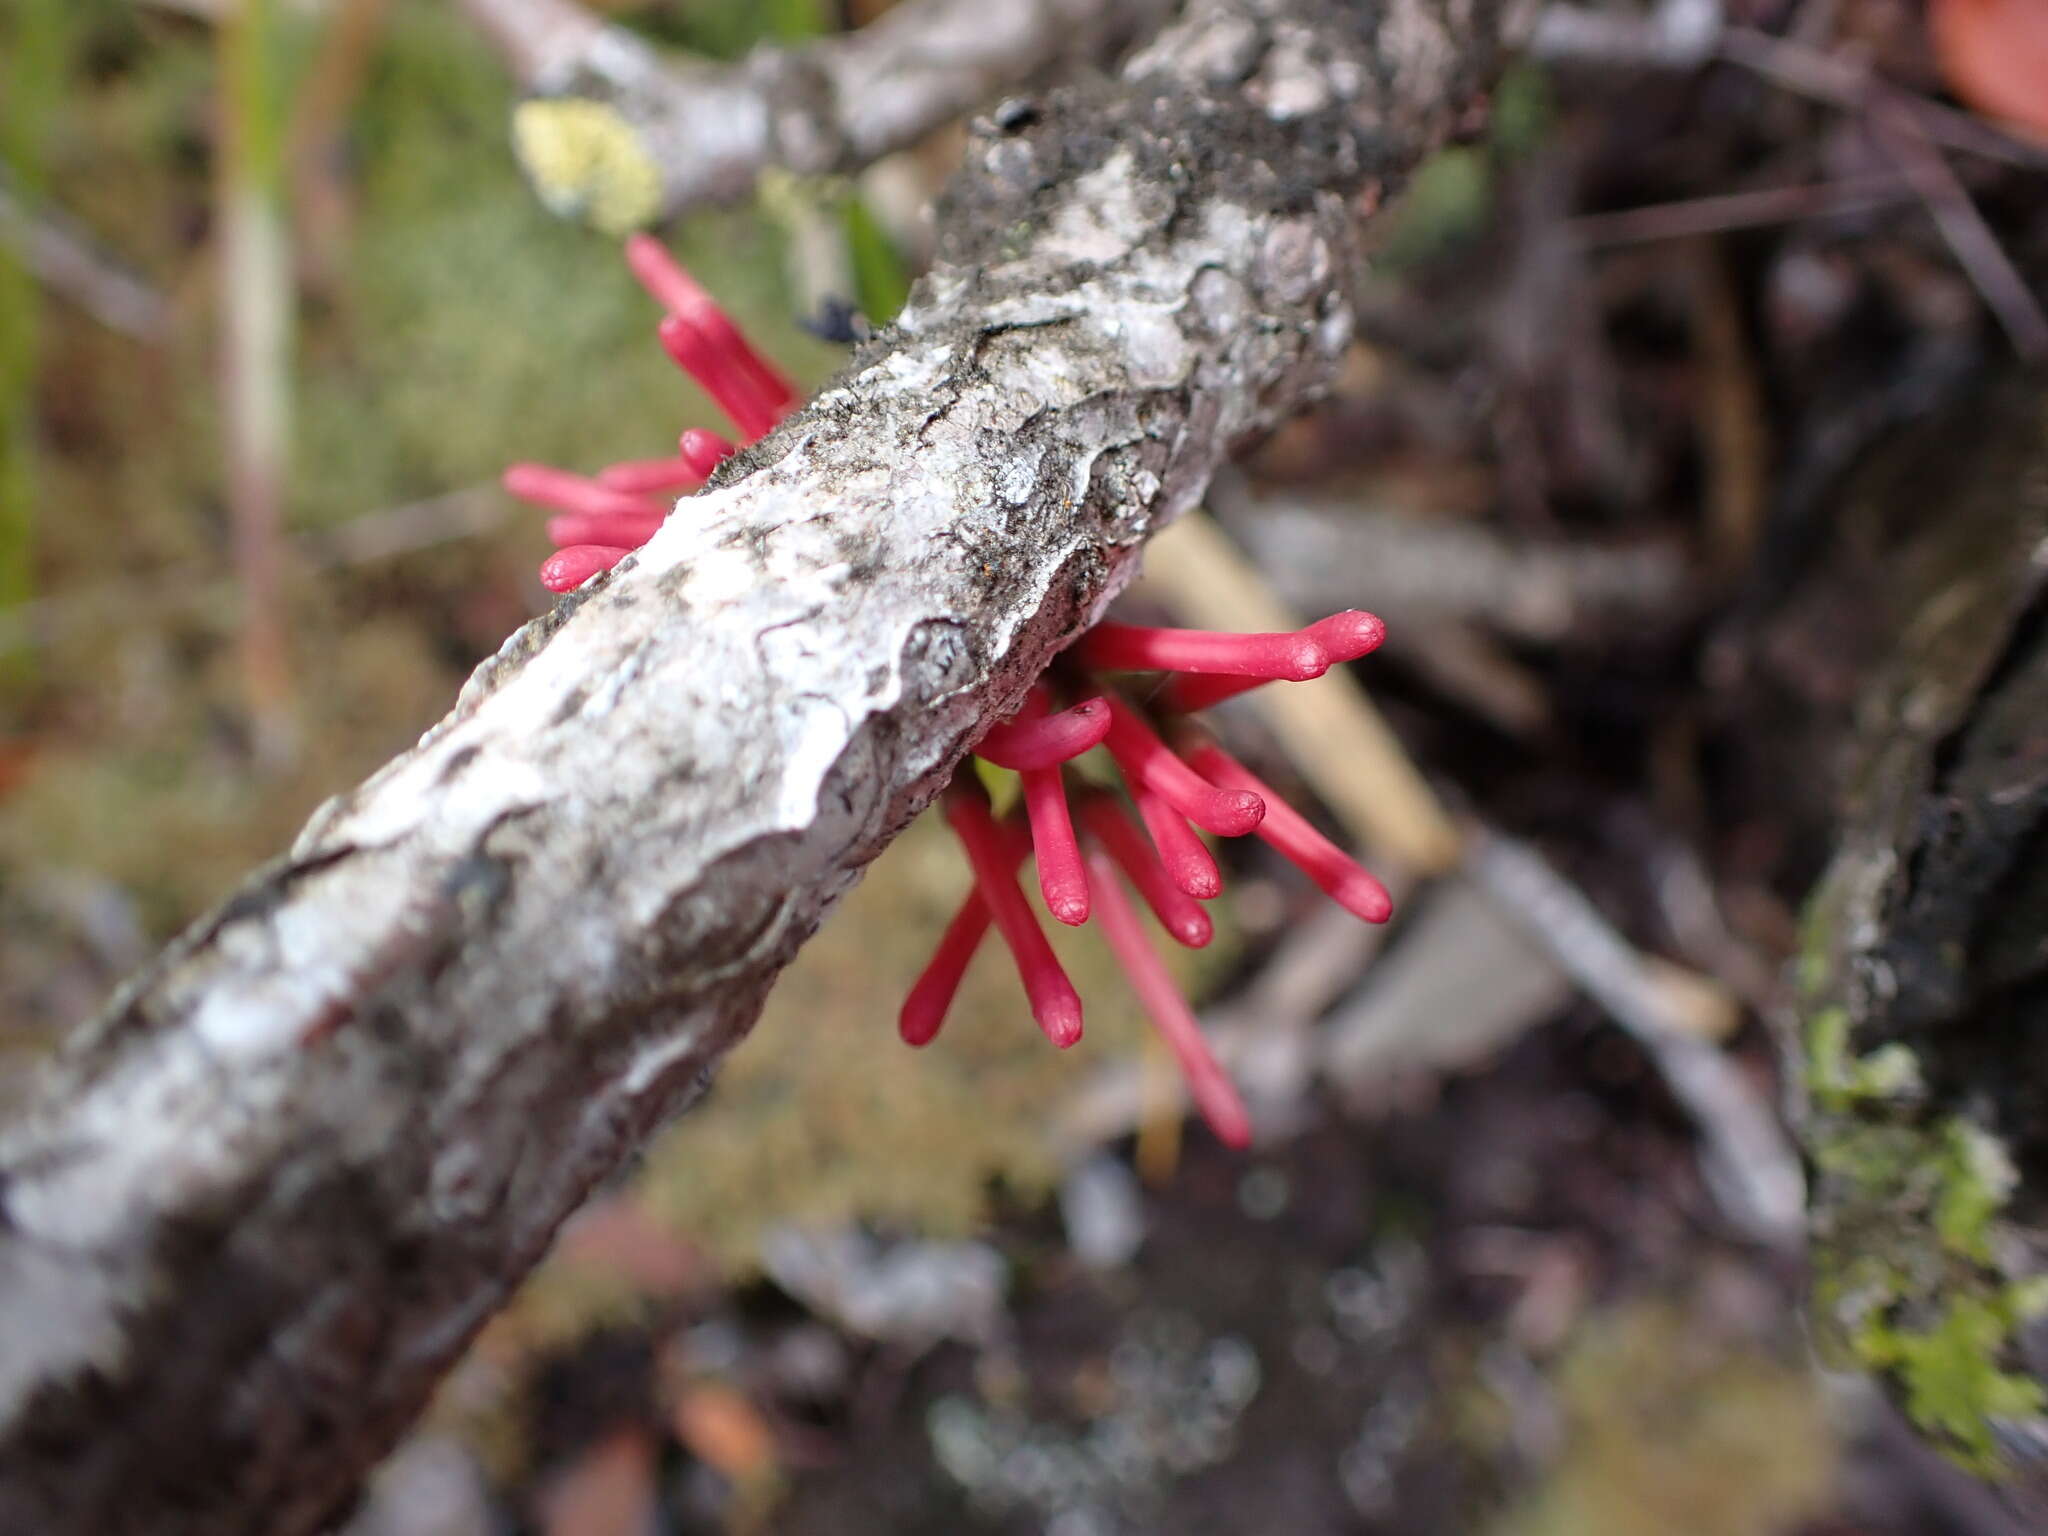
<box><xmin>671</xmin><ymin>1380</ymin><xmax>777</xmax><ymax>1482</ymax></box>
<box><xmin>1931</xmin><ymin>0</ymin><xmax>2048</xmax><ymax>139</ymax></box>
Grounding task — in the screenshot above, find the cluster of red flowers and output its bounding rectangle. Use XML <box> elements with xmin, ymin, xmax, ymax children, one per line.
<box><xmin>503</xmin><ymin>235</ymin><xmax>795</xmax><ymax>593</ymax></box>
<box><xmin>505</xmin><ymin>239</ymin><xmax>1394</xmax><ymax>1149</ymax></box>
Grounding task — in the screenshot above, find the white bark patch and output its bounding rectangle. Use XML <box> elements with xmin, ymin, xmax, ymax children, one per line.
<box><xmin>1042</xmin><ymin>150</ymin><xmax>1158</xmax><ymax>265</ymax></box>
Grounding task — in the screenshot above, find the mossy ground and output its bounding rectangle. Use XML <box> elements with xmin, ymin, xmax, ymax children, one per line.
<box><xmin>1803</xmin><ymin>899</ymin><xmax>2048</xmax><ymax>1473</ymax></box>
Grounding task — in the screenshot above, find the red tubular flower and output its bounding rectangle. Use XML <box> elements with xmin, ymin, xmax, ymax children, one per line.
<box><xmin>598</xmin><ymin>457</ymin><xmax>702</xmax><ymax>494</ymax></box>
<box><xmin>1077</xmin><ymin>792</ymin><xmax>1212</xmax><ymax>948</ymax></box>
<box><xmin>505</xmin><ymin>239</ymin><xmax>788</xmax><ymax>592</ymax></box>
<box><xmin>659</xmin><ymin>312</ymin><xmax>778</xmax><ymax>441</ymax></box>
<box><xmin>973</xmin><ymin>696</ymin><xmax>1111</xmax><ymax>771</ymax></box>
<box><xmin>1074</xmin><ymin>621</ymin><xmax>1329</xmax><ymax>681</ymax></box>
<box><xmin>1162</xmin><ymin>609</ymin><xmax>1386</xmax><ymax>712</ymax></box>
<box><xmin>1021</xmin><ymin>766</ymin><xmax>1090</xmax><ymax>926</ymax></box>
<box><xmin>900</xmin><ymin>894</ymin><xmax>993</xmax><ymax>1047</ymax></box>
<box><xmin>943</xmin><ymin>778</ymin><xmax>1085</xmax><ymax>1049</ymax></box>
<box><xmin>1085</xmin><ymin>843</ymin><xmax>1251</xmax><ymax>1148</ymax></box>
<box><xmin>1184</xmin><ymin>741</ymin><xmax>1393</xmax><ymax>923</ymax></box>
<box><xmin>678</xmin><ymin>428</ymin><xmax>737</xmax><ymax>480</ymax></box>
<box><xmin>673</xmin><ymin>296</ymin><xmax>796</xmax><ymax>420</ymax></box>
<box><xmin>511</xmin><ymin>241</ymin><xmax>1396</xmax><ymax>1151</ymax></box>
<box><xmin>900</xmin><ymin>817</ymin><xmax>1031</xmax><ymax>1047</ymax></box>
<box><xmin>503</xmin><ymin>464</ymin><xmax>666</xmax><ymax>521</ymax></box>
<box><xmin>539</xmin><ymin>545</ymin><xmax>636</xmax><ymax>593</ymax></box>
<box><xmin>626</xmin><ymin>233</ymin><xmax>795</xmax><ymax>416</ymax></box>
<box><xmin>1101</xmin><ymin>695</ymin><xmax>1265</xmax><ymax>837</ymax></box>
<box><xmin>543</xmin><ymin>511</ymin><xmax>666</xmax><ymax>549</ymax></box>
<box><xmin>1132</xmin><ymin>783</ymin><xmax>1223</xmax><ymax>901</ymax></box>
<box><xmin>624</xmin><ymin>231</ymin><xmax>712</xmax><ymax>311</ymax></box>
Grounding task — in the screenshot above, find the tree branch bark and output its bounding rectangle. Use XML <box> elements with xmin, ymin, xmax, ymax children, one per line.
<box><xmin>0</xmin><ymin>2</ymin><xmax>1519</xmax><ymax>1529</ymax></box>
<box><xmin>458</xmin><ymin>0</ymin><xmax>1182</xmax><ymax>222</ymax></box>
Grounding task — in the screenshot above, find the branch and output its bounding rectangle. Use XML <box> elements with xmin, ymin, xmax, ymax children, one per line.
<box><xmin>459</xmin><ymin>0</ymin><xmax>1181</xmax><ymax>224</ymax></box>
<box><xmin>0</xmin><ymin>2</ymin><xmax>1516</xmax><ymax>1529</ymax></box>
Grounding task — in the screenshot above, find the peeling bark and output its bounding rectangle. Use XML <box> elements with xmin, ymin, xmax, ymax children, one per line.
<box><xmin>0</xmin><ymin>1</ymin><xmax>1517</xmax><ymax>1529</ymax></box>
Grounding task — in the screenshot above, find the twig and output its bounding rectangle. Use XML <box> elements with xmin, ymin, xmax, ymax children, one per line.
<box><xmin>1213</xmin><ymin>486</ymin><xmax>1692</xmax><ymax>645</ymax></box>
<box><xmin>1869</xmin><ymin>103</ymin><xmax>2048</xmax><ymax>363</ymax></box>
<box><xmin>0</xmin><ymin>175</ymin><xmax>171</xmax><ymax>343</ymax></box>
<box><xmin>1320</xmin><ymin>875</ymin><xmax>1572</xmax><ymax>1093</ymax></box>
<box><xmin>0</xmin><ymin>4</ymin><xmax>1518</xmax><ymax>1527</ymax></box>
<box><xmin>1685</xmin><ymin>241</ymin><xmax>1768</xmax><ymax>576</ymax></box>
<box><xmin>1397</xmin><ymin>620</ymin><xmax>1552</xmax><ymax>737</ymax></box>
<box><xmin>1462</xmin><ymin>826</ymin><xmax>1805</xmax><ymax>1248</ymax></box>
<box><xmin>1718</xmin><ymin>25</ymin><xmax>2048</xmax><ymax>172</ymax></box>
<box><xmin>457</xmin><ymin>0</ymin><xmax>1177</xmax><ymax>227</ymax></box>
<box><xmin>218</xmin><ymin>0</ymin><xmax>298</xmax><ymax>761</ymax></box>
<box><xmin>1533</xmin><ymin>0</ymin><xmax>1722</xmax><ymax>69</ymax></box>
<box><xmin>1566</xmin><ymin>174</ymin><xmax>1917</xmax><ymax>248</ymax></box>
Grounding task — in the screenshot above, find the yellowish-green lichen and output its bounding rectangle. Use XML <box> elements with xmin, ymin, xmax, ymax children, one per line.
<box><xmin>511</xmin><ymin>98</ymin><xmax>663</xmax><ymax>235</ymax></box>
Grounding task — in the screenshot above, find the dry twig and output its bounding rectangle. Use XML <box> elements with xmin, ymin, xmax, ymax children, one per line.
<box><xmin>0</xmin><ymin>175</ymin><xmax>170</xmax><ymax>343</ymax></box>
<box><xmin>458</xmin><ymin>0</ymin><xmax>1178</xmax><ymax>226</ymax></box>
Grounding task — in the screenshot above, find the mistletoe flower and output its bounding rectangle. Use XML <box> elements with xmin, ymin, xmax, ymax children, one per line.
<box><xmin>505</xmin><ymin>241</ymin><xmax>1395</xmax><ymax>1151</ymax></box>
<box><xmin>906</xmin><ymin>610</ymin><xmax>1391</xmax><ymax>1149</ymax></box>
<box><xmin>502</xmin><ymin>235</ymin><xmax>789</xmax><ymax>592</ymax></box>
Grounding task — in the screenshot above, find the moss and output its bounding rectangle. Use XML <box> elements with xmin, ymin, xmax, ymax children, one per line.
<box><xmin>1805</xmin><ymin>1005</ymin><xmax>1923</xmax><ymax>1114</ymax></box>
<box><xmin>1803</xmin><ymin>978</ymin><xmax>2040</xmax><ymax>1471</ymax></box>
<box><xmin>1933</xmin><ymin>1122</ymin><xmax>2018</xmax><ymax>1265</ymax></box>
<box><xmin>1857</xmin><ymin>1294</ymin><xmax>2046</xmax><ymax>1471</ymax></box>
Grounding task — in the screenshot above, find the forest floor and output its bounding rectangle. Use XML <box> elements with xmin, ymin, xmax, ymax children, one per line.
<box><xmin>4</xmin><ymin>0</ymin><xmax>2046</xmax><ymax>1531</ymax></box>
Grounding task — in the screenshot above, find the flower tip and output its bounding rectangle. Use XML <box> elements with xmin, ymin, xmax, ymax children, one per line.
<box><xmin>1313</xmin><ymin>609</ymin><xmax>1387</xmax><ymax>661</ymax></box>
<box><xmin>1171</xmin><ymin>907</ymin><xmax>1215</xmax><ymax>947</ymax></box>
<box><xmin>678</xmin><ymin>427</ymin><xmax>738</xmax><ymax>479</ymax></box>
<box><xmin>539</xmin><ymin>545</ymin><xmax>631</xmax><ymax>592</ymax></box>
<box><xmin>1047</xmin><ymin>892</ymin><xmax>1091</xmax><ymax>926</ymax></box>
<box><xmin>1335</xmin><ymin>872</ymin><xmax>1395</xmax><ymax>924</ymax></box>
<box><xmin>1202</xmin><ymin>1089</ymin><xmax>1254</xmax><ymax>1149</ymax></box>
<box><xmin>1200</xmin><ymin>788</ymin><xmax>1266</xmax><ymax>837</ymax></box>
<box><xmin>898</xmin><ymin>1001</ymin><xmax>946</xmax><ymax>1048</ymax></box>
<box><xmin>1036</xmin><ymin>992</ymin><xmax>1084</xmax><ymax>1049</ymax></box>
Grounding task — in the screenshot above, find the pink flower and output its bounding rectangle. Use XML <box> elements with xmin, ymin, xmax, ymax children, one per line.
<box><xmin>501</xmin><ymin>236</ymin><xmax>786</xmax><ymax>592</ymax></box>
<box><xmin>504</xmin><ymin>240</ymin><xmax>1394</xmax><ymax>1150</ymax></box>
<box><xmin>907</xmin><ymin>612</ymin><xmax>1391</xmax><ymax>1149</ymax></box>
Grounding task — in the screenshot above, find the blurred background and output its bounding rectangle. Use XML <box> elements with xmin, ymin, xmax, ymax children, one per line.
<box><xmin>3</xmin><ymin>0</ymin><xmax>2046</xmax><ymax>1531</ymax></box>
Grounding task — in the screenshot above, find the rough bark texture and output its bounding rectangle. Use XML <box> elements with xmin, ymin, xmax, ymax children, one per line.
<box><xmin>1792</xmin><ymin>374</ymin><xmax>2048</xmax><ymax>1514</ymax></box>
<box><xmin>461</xmin><ymin>0</ymin><xmax>1180</xmax><ymax>222</ymax></box>
<box><xmin>0</xmin><ymin>2</ymin><xmax>1516</xmax><ymax>1530</ymax></box>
